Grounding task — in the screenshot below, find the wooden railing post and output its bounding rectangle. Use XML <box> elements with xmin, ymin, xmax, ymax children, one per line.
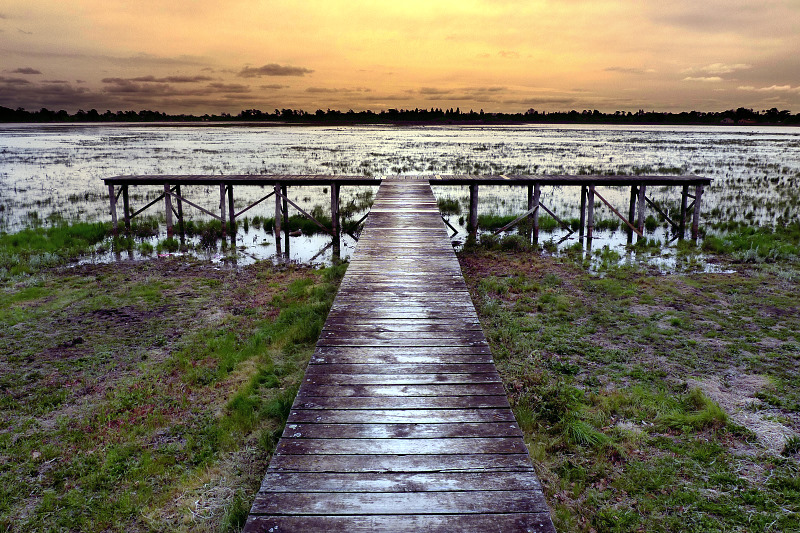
<box><xmin>108</xmin><ymin>184</ymin><xmax>118</xmax><ymax>235</ymax></box>
<box><xmin>692</xmin><ymin>185</ymin><xmax>703</xmax><ymax>240</ymax></box>
<box><xmin>122</xmin><ymin>185</ymin><xmax>131</xmax><ymax>234</ymax></box>
<box><xmin>579</xmin><ymin>185</ymin><xmax>587</xmax><ymax>240</ymax></box>
<box><xmin>587</xmin><ymin>185</ymin><xmax>595</xmax><ymax>240</ymax></box>
<box><xmin>227</xmin><ymin>184</ymin><xmax>236</xmax><ymax>238</ymax></box>
<box><xmin>680</xmin><ymin>185</ymin><xmax>689</xmax><ymax>240</ymax></box>
<box><xmin>468</xmin><ymin>183</ymin><xmax>479</xmax><ymax>236</ymax></box>
<box><xmin>637</xmin><ymin>183</ymin><xmax>646</xmax><ymax>237</ymax></box>
<box><xmin>219</xmin><ymin>184</ymin><xmax>227</xmax><ymax>238</ymax></box>
<box><xmin>532</xmin><ymin>182</ymin><xmax>541</xmax><ymax>245</ymax></box>
<box><xmin>164</xmin><ymin>183</ymin><xmax>173</xmax><ymax>236</ymax></box>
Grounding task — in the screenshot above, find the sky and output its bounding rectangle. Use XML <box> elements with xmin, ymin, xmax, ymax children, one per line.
<box><xmin>1</xmin><ymin>0</ymin><xmax>799</xmax><ymax>115</ymax></box>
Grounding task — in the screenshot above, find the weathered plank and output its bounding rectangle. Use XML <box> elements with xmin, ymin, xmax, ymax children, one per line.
<box><xmin>281</xmin><ymin>422</ymin><xmax>523</xmax><ymax>439</ymax></box>
<box><xmin>250</xmin><ymin>490</ymin><xmax>549</xmax><ymax>515</ymax></box>
<box><xmin>296</xmin><ymin>382</ymin><xmax>506</xmax><ymax>396</ymax></box>
<box><xmin>266</xmin><ymin>453</ymin><xmax>536</xmax><ymax>473</ymax></box>
<box><xmin>291</xmin><ymin>395</ymin><xmax>510</xmax><ymax>410</ymax></box>
<box><xmin>246</xmin><ymin>513</ymin><xmax>556</xmax><ymax>533</ymax></box>
<box><xmin>258</xmin><ymin>471</ymin><xmax>542</xmax><ymax>492</ymax></box>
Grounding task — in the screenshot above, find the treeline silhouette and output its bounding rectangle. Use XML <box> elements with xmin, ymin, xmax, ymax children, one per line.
<box><xmin>2</xmin><ymin>105</ymin><xmax>798</xmax><ymax>125</ymax></box>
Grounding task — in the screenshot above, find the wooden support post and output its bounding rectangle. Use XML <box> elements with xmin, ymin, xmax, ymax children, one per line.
<box><xmin>637</xmin><ymin>183</ymin><xmax>646</xmax><ymax>237</ymax></box>
<box><xmin>579</xmin><ymin>185</ymin><xmax>587</xmax><ymax>239</ymax></box>
<box><xmin>227</xmin><ymin>184</ymin><xmax>236</xmax><ymax>237</ymax></box>
<box><xmin>175</xmin><ymin>185</ymin><xmax>185</xmax><ymax>238</ymax></box>
<box><xmin>627</xmin><ymin>185</ymin><xmax>637</xmax><ymax>244</ymax></box>
<box><xmin>108</xmin><ymin>184</ymin><xmax>118</xmax><ymax>235</ymax></box>
<box><xmin>679</xmin><ymin>185</ymin><xmax>689</xmax><ymax>240</ymax></box>
<box><xmin>468</xmin><ymin>183</ymin><xmax>479</xmax><ymax>236</ymax></box>
<box><xmin>331</xmin><ymin>183</ymin><xmax>340</xmax><ymax>238</ymax></box>
<box><xmin>164</xmin><ymin>183</ymin><xmax>173</xmax><ymax>236</ymax></box>
<box><xmin>526</xmin><ymin>184</ymin><xmax>533</xmax><ymax>239</ymax></box>
<box><xmin>587</xmin><ymin>185</ymin><xmax>595</xmax><ymax>240</ymax></box>
<box><xmin>331</xmin><ymin>183</ymin><xmax>341</xmax><ymax>260</ymax></box>
<box><xmin>691</xmin><ymin>185</ymin><xmax>703</xmax><ymax>240</ymax></box>
<box><xmin>122</xmin><ymin>185</ymin><xmax>131</xmax><ymax>234</ymax></box>
<box><xmin>282</xmin><ymin>185</ymin><xmax>289</xmax><ymax>255</ymax></box>
<box><xmin>219</xmin><ymin>184</ymin><xmax>227</xmax><ymax>238</ymax></box>
<box><xmin>274</xmin><ymin>183</ymin><xmax>282</xmax><ymax>253</ymax></box>
<box><xmin>532</xmin><ymin>182</ymin><xmax>541</xmax><ymax>245</ymax></box>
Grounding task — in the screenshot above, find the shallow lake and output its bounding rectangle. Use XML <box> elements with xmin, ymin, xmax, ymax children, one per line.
<box><xmin>2</xmin><ymin>123</ymin><xmax>799</xmax><ymax>267</ymax></box>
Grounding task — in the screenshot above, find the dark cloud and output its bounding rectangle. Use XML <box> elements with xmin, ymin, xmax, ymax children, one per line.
<box><xmin>648</xmin><ymin>1</ymin><xmax>799</xmax><ymax>37</ymax></box>
<box><xmin>498</xmin><ymin>50</ymin><xmax>520</xmax><ymax>59</ymax></box>
<box><xmin>260</xmin><ymin>84</ymin><xmax>287</xmax><ymax>90</ymax></box>
<box><xmin>605</xmin><ymin>67</ymin><xmax>654</xmax><ymax>75</ymax></box>
<box><xmin>207</xmin><ymin>83</ymin><xmax>250</xmax><ymax>93</ymax></box>
<box><xmin>10</xmin><ymin>67</ymin><xmax>42</xmax><ymax>75</ymax></box>
<box><xmin>306</xmin><ymin>87</ymin><xmax>340</xmax><ymax>93</ymax></box>
<box><xmin>306</xmin><ymin>86</ymin><xmax>371</xmax><ymax>93</ymax></box>
<box><xmin>0</xmin><ymin>76</ymin><xmax>31</xmax><ymax>86</ymax></box>
<box><xmin>418</xmin><ymin>87</ymin><xmax>453</xmax><ymax>95</ymax></box>
<box><xmin>502</xmin><ymin>96</ymin><xmax>578</xmax><ymax>106</ymax></box>
<box><xmin>43</xmin><ymin>79</ymin><xmax>68</xmax><ymax>83</ymax></box>
<box><xmin>17</xmin><ymin>28</ymin><xmax>33</xmax><ymax>35</ymax></box>
<box><xmin>238</xmin><ymin>64</ymin><xmax>313</xmax><ymax>77</ymax></box>
<box><xmin>127</xmin><ymin>75</ymin><xmax>214</xmax><ymax>83</ymax></box>
<box><xmin>101</xmin><ymin>78</ymin><xmax>173</xmax><ymax>94</ymax></box>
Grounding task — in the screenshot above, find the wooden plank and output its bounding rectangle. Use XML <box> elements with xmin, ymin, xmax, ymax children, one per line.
<box><xmin>302</xmin><ymin>373</ymin><xmax>502</xmax><ymax>386</ymax></box>
<box><xmin>250</xmin><ymin>490</ymin><xmax>549</xmax><ymax>515</ymax></box>
<box><xmin>266</xmin><ymin>453</ymin><xmax>535</xmax><ymax>473</ymax></box>
<box><xmin>276</xmin><ymin>437</ymin><xmax>528</xmax><ymax>455</ymax></box>
<box><xmin>314</xmin><ymin>345</ymin><xmax>493</xmax><ymax>356</ymax></box>
<box><xmin>291</xmin><ymin>395</ymin><xmax>510</xmax><ymax>410</ymax></box>
<box><xmin>258</xmin><ymin>471</ymin><xmax>541</xmax><ymax>492</ymax></box>
<box><xmin>309</xmin><ymin>353</ymin><xmax>494</xmax><ymax>365</ymax></box>
<box><xmin>282</xmin><ymin>422</ymin><xmax>523</xmax><ymax>439</ymax></box>
<box><xmin>287</xmin><ymin>408</ymin><xmax>516</xmax><ymax>424</ymax></box>
<box><xmin>306</xmin><ymin>362</ymin><xmax>497</xmax><ymax>373</ymax></box>
<box><xmin>296</xmin><ymin>383</ymin><xmax>506</xmax><ymax>396</ymax></box>
<box><xmin>245</xmin><ymin>513</ymin><xmax>556</xmax><ymax>533</ymax></box>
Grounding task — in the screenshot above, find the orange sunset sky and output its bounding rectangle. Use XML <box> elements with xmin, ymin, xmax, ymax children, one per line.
<box><xmin>1</xmin><ymin>0</ymin><xmax>799</xmax><ymax>114</ymax></box>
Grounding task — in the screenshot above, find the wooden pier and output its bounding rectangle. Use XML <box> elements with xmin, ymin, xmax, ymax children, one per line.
<box><xmin>244</xmin><ymin>178</ymin><xmax>555</xmax><ymax>532</ymax></box>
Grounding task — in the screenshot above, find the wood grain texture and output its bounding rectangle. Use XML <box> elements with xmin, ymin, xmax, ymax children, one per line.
<box><xmin>246</xmin><ymin>180</ymin><xmax>554</xmax><ymax>532</ymax></box>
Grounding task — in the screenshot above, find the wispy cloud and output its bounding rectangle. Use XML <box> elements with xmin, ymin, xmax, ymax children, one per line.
<box><xmin>9</xmin><ymin>67</ymin><xmax>42</xmax><ymax>75</ymax></box>
<box><xmin>683</xmin><ymin>76</ymin><xmax>724</xmax><ymax>82</ymax></box>
<box><xmin>738</xmin><ymin>84</ymin><xmax>800</xmax><ymax>93</ymax></box>
<box><xmin>684</xmin><ymin>63</ymin><xmax>751</xmax><ymax>76</ymax></box>
<box><xmin>207</xmin><ymin>83</ymin><xmax>250</xmax><ymax>93</ymax></box>
<box><xmin>498</xmin><ymin>50</ymin><xmax>519</xmax><ymax>59</ymax></box>
<box><xmin>238</xmin><ymin>64</ymin><xmax>313</xmax><ymax>77</ymax></box>
<box><xmin>0</xmin><ymin>76</ymin><xmax>31</xmax><ymax>86</ymax></box>
<box><xmin>127</xmin><ymin>75</ymin><xmax>213</xmax><ymax>83</ymax></box>
<box><xmin>605</xmin><ymin>67</ymin><xmax>656</xmax><ymax>75</ymax></box>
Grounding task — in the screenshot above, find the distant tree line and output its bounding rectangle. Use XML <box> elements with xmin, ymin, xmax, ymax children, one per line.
<box><xmin>2</xmin><ymin>105</ymin><xmax>798</xmax><ymax>125</ymax></box>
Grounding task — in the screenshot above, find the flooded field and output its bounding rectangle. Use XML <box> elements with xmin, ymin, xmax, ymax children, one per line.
<box><xmin>1</xmin><ymin>123</ymin><xmax>799</xmax><ymax>267</ymax></box>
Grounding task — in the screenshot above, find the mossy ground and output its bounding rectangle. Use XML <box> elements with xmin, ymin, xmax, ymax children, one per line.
<box><xmin>0</xmin><ymin>258</ymin><xmax>345</xmax><ymax>532</ymax></box>
<box><xmin>459</xmin><ymin>249</ymin><xmax>800</xmax><ymax>532</ymax></box>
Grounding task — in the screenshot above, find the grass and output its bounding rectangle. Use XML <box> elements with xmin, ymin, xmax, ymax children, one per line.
<box><xmin>0</xmin><ymin>257</ymin><xmax>346</xmax><ymax>532</ymax></box>
<box><xmin>459</xmin><ymin>248</ymin><xmax>800</xmax><ymax>532</ymax></box>
<box><xmin>0</xmin><ymin>221</ymin><xmax>112</xmax><ymax>279</ymax></box>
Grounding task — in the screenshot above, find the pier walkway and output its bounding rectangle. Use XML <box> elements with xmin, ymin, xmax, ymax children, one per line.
<box><xmin>244</xmin><ymin>179</ymin><xmax>555</xmax><ymax>532</ymax></box>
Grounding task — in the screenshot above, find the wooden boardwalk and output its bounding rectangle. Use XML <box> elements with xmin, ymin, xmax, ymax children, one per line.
<box><xmin>245</xmin><ymin>179</ymin><xmax>555</xmax><ymax>532</ymax></box>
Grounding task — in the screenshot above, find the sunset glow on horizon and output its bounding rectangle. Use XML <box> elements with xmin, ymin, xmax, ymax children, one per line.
<box><xmin>2</xmin><ymin>0</ymin><xmax>799</xmax><ymax>114</ymax></box>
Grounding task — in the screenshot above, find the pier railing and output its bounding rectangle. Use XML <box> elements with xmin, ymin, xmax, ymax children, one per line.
<box><xmin>102</xmin><ymin>174</ymin><xmax>712</xmax><ymax>249</ymax></box>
